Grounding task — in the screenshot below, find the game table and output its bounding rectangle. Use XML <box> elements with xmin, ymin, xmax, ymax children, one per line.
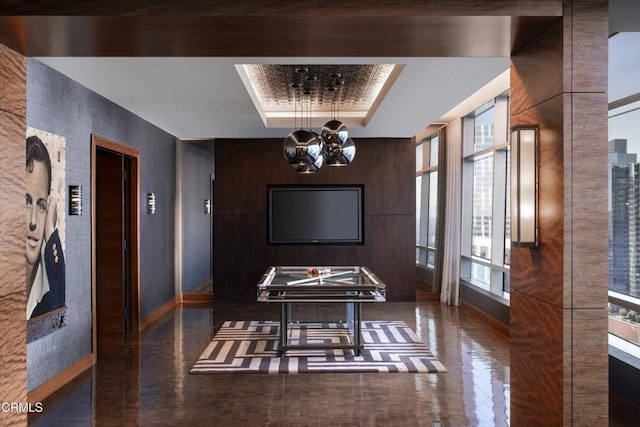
<box><xmin>256</xmin><ymin>266</ymin><xmax>386</xmax><ymax>356</ymax></box>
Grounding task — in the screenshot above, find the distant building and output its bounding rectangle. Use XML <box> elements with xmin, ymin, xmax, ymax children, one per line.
<box><xmin>609</xmin><ymin>139</ymin><xmax>637</xmax><ymax>296</ymax></box>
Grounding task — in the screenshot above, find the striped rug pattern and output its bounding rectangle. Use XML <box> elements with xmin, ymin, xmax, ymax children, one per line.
<box><xmin>190</xmin><ymin>320</ymin><xmax>447</xmax><ymax>374</ymax></box>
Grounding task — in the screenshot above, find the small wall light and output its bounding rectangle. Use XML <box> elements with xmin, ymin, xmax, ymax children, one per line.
<box><xmin>204</xmin><ymin>199</ymin><xmax>211</xmax><ymax>214</ymax></box>
<box><xmin>510</xmin><ymin>124</ymin><xmax>539</xmax><ymax>247</ymax></box>
<box><xmin>69</xmin><ymin>185</ymin><xmax>83</xmax><ymax>215</ymax></box>
<box><xmin>147</xmin><ymin>192</ymin><xmax>156</xmax><ymax>215</ymax></box>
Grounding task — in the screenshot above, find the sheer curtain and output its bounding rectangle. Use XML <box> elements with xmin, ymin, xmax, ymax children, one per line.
<box><xmin>440</xmin><ymin>119</ymin><xmax>462</xmax><ymax>306</ymax></box>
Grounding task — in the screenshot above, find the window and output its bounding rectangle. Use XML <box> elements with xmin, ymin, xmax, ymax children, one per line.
<box><xmin>461</xmin><ymin>93</ymin><xmax>510</xmax><ymax>298</ymax></box>
<box><xmin>504</xmin><ymin>155</ymin><xmax>511</xmax><ymax>266</ymax></box>
<box><xmin>416</xmin><ymin>134</ymin><xmax>439</xmax><ymax>269</ymax></box>
<box><xmin>471</xmin><ymin>155</ymin><xmax>493</xmax><ymax>260</ymax></box>
<box><xmin>608</xmin><ymin>32</ymin><xmax>640</xmax><ymax>349</ymax></box>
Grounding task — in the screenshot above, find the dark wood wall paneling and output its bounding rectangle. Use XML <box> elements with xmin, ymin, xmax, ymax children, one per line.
<box><xmin>213</xmin><ymin>138</ymin><xmax>415</xmax><ymax>300</ymax></box>
<box><xmin>510</xmin><ymin>31</ymin><xmax>568</xmax><ymax>427</ymax></box>
<box><xmin>562</xmin><ymin>3</ymin><xmax>609</xmax><ymax>420</ymax></box>
<box><xmin>509</xmin><ymin>1</ymin><xmax>608</xmax><ymax>425</ymax></box>
<box><xmin>0</xmin><ymin>43</ymin><xmax>27</xmax><ymax>426</ymax></box>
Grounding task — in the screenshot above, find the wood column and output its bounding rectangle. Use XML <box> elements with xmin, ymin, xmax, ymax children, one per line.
<box><xmin>510</xmin><ymin>1</ymin><xmax>608</xmax><ymax>425</ymax></box>
<box><xmin>0</xmin><ymin>43</ymin><xmax>27</xmax><ymax>426</ymax></box>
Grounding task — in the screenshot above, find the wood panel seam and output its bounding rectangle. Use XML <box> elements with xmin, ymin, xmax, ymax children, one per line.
<box><xmin>0</xmin><ymin>107</ymin><xmax>25</xmax><ymax>118</ymax></box>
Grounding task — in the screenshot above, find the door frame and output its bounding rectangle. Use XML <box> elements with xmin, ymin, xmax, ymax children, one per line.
<box><xmin>91</xmin><ymin>134</ymin><xmax>140</xmax><ymax>358</ymax></box>
<box><xmin>210</xmin><ymin>175</ymin><xmax>214</xmax><ymax>294</ymax></box>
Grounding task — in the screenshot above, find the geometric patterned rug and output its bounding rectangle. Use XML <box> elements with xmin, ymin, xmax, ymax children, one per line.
<box><xmin>190</xmin><ymin>320</ymin><xmax>447</xmax><ymax>374</ymax></box>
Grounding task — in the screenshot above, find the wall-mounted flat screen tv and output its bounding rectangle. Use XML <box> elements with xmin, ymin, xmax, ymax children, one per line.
<box><xmin>267</xmin><ymin>185</ymin><xmax>364</xmax><ymax>244</ymax></box>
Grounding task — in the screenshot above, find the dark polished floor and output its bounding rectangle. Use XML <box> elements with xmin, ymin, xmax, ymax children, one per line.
<box><xmin>28</xmin><ymin>299</ymin><xmax>640</xmax><ymax>426</ymax></box>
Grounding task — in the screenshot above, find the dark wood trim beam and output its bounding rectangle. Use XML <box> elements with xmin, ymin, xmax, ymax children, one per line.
<box><xmin>0</xmin><ymin>1</ymin><xmax>562</xmax><ymax>17</ymax></box>
<box><xmin>0</xmin><ymin>15</ymin><xmax>557</xmax><ymax>57</ymax></box>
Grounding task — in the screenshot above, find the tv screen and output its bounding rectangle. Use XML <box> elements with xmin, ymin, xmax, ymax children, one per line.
<box><xmin>268</xmin><ymin>185</ymin><xmax>364</xmax><ymax>244</ymax></box>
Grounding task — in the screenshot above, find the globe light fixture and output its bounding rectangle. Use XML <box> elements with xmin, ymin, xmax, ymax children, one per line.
<box><xmin>283</xmin><ymin>66</ymin><xmax>356</xmax><ymax>173</ymax></box>
<box><xmin>322</xmin><ymin>120</ymin><xmax>356</xmax><ymax>166</ymax></box>
<box><xmin>321</xmin><ymin>119</ymin><xmax>348</xmax><ymax>146</ymax></box>
<box><xmin>283</xmin><ymin>129</ymin><xmax>324</xmax><ymax>174</ymax></box>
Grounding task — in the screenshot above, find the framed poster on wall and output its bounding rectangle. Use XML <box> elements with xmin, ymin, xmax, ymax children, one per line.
<box><xmin>25</xmin><ymin>127</ymin><xmax>67</xmax><ymax>335</ymax></box>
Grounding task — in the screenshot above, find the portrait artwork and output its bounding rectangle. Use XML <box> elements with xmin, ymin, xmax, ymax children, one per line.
<box><xmin>26</xmin><ymin>127</ymin><xmax>66</xmax><ymax>321</ymax></box>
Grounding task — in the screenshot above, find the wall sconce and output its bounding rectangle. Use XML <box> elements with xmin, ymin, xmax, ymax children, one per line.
<box><xmin>510</xmin><ymin>125</ymin><xmax>539</xmax><ymax>247</ymax></box>
<box><xmin>69</xmin><ymin>185</ymin><xmax>82</xmax><ymax>215</ymax></box>
<box><xmin>204</xmin><ymin>199</ymin><xmax>211</xmax><ymax>214</ymax></box>
<box><xmin>147</xmin><ymin>192</ymin><xmax>156</xmax><ymax>215</ymax></box>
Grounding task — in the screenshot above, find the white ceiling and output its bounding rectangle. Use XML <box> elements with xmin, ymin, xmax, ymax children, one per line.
<box><xmin>36</xmin><ymin>56</ymin><xmax>509</xmax><ymax>140</ymax></box>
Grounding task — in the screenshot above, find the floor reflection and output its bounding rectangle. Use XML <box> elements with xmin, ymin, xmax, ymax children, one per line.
<box><xmin>26</xmin><ymin>299</ymin><xmax>638</xmax><ymax>426</ymax></box>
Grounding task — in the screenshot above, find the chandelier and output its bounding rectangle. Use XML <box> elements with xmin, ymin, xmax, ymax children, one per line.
<box><xmin>283</xmin><ymin>66</ymin><xmax>356</xmax><ymax>173</ymax></box>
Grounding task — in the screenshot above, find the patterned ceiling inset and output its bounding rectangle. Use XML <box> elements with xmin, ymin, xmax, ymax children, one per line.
<box><xmin>238</xmin><ymin>63</ymin><xmax>403</xmax><ymax>128</ymax></box>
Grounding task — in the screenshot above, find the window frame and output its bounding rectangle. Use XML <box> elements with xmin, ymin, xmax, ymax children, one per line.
<box><xmin>607</xmin><ymin>32</ymin><xmax>640</xmax><ymax>354</ymax></box>
<box><xmin>460</xmin><ymin>92</ymin><xmax>511</xmax><ymax>298</ymax></box>
<box><xmin>416</xmin><ymin>134</ymin><xmax>439</xmax><ymax>269</ymax></box>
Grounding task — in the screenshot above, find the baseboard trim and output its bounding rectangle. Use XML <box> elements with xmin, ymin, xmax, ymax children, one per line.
<box><xmin>460</xmin><ymin>300</ymin><xmax>510</xmax><ymax>338</ymax></box>
<box><xmin>181</xmin><ymin>293</ymin><xmax>215</xmax><ymax>304</ymax></box>
<box><xmin>416</xmin><ymin>292</ymin><xmax>440</xmax><ymax>301</ymax></box>
<box><xmin>139</xmin><ymin>296</ymin><xmax>179</xmax><ymax>331</ymax></box>
<box><xmin>27</xmin><ymin>353</ymin><xmax>93</xmax><ymax>403</ymax></box>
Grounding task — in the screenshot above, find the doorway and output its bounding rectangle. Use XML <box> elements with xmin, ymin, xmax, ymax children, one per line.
<box><xmin>92</xmin><ymin>135</ymin><xmax>140</xmax><ymax>351</ymax></box>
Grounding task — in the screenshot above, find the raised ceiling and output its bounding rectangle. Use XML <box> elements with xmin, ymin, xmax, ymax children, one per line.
<box><xmin>237</xmin><ymin>64</ymin><xmax>403</xmax><ymax>129</ymax></box>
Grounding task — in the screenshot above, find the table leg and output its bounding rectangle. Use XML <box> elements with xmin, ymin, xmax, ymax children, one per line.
<box><xmin>280</xmin><ymin>303</ymin><xmax>288</xmax><ymax>357</ymax></box>
<box><xmin>355</xmin><ymin>302</ymin><xmax>362</xmax><ymax>356</ymax></box>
